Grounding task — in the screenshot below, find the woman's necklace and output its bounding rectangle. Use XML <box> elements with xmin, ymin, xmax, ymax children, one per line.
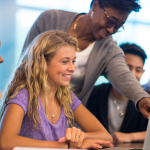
<box><xmin>74</xmin><ymin>15</ymin><xmax>95</xmax><ymax>53</ymax></box>
<box><xmin>74</xmin><ymin>15</ymin><xmax>84</xmax><ymax>52</ymax></box>
<box><xmin>51</xmin><ymin>100</ymin><xmax>57</xmax><ymax>118</ymax></box>
<box><xmin>74</xmin><ymin>15</ymin><xmax>94</xmax><ymax>52</ymax></box>
<box><xmin>45</xmin><ymin>97</ymin><xmax>57</xmax><ymax>119</ymax></box>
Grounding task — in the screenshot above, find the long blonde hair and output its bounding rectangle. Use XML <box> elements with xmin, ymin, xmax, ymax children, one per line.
<box><xmin>0</xmin><ymin>30</ymin><xmax>78</xmax><ymax>129</ymax></box>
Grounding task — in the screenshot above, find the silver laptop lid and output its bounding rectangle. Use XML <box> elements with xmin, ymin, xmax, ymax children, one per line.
<box><xmin>143</xmin><ymin>116</ymin><xmax>150</xmax><ymax>150</ymax></box>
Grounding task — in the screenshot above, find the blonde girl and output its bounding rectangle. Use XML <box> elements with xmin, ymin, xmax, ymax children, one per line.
<box><xmin>0</xmin><ymin>30</ymin><xmax>113</xmax><ymax>150</ymax></box>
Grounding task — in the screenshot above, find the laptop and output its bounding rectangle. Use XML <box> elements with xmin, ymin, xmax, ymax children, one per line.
<box><xmin>13</xmin><ymin>118</ymin><xmax>150</xmax><ymax>150</ymax></box>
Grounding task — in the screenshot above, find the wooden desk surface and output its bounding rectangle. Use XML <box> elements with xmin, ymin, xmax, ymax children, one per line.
<box><xmin>104</xmin><ymin>142</ymin><xmax>143</xmax><ymax>150</ymax></box>
<box><xmin>114</xmin><ymin>142</ymin><xmax>143</xmax><ymax>148</ymax></box>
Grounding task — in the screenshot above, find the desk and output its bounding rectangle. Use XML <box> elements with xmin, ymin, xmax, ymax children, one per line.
<box><xmin>104</xmin><ymin>142</ymin><xmax>143</xmax><ymax>150</ymax></box>
<box><xmin>114</xmin><ymin>142</ymin><xmax>143</xmax><ymax>148</ymax></box>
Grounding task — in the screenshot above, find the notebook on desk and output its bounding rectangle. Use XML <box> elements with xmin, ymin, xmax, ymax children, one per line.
<box><xmin>104</xmin><ymin>116</ymin><xmax>150</xmax><ymax>150</ymax></box>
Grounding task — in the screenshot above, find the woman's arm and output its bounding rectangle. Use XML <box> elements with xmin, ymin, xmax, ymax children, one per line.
<box><xmin>0</xmin><ymin>104</ymin><xmax>68</xmax><ymax>150</ymax></box>
<box><xmin>58</xmin><ymin>104</ymin><xmax>113</xmax><ymax>149</ymax></box>
<box><xmin>74</xmin><ymin>103</ymin><xmax>113</xmax><ymax>143</ymax></box>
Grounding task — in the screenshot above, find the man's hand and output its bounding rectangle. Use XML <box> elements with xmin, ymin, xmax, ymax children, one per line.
<box><xmin>138</xmin><ymin>97</ymin><xmax>150</xmax><ymax>119</ymax></box>
<box><xmin>111</xmin><ymin>132</ymin><xmax>131</xmax><ymax>144</ymax></box>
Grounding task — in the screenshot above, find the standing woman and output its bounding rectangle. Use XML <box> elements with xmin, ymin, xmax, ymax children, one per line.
<box><xmin>21</xmin><ymin>0</ymin><xmax>150</xmax><ymax>118</ymax></box>
<box><xmin>0</xmin><ymin>30</ymin><xmax>113</xmax><ymax>150</ymax></box>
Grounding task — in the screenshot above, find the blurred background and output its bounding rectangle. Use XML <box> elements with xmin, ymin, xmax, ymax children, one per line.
<box><xmin>0</xmin><ymin>0</ymin><xmax>150</xmax><ymax>96</ymax></box>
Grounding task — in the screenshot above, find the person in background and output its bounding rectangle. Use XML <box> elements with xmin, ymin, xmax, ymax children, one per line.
<box><xmin>87</xmin><ymin>43</ymin><xmax>148</xmax><ymax>144</ymax></box>
<box><xmin>0</xmin><ymin>40</ymin><xmax>4</xmax><ymax>99</ymax></box>
<box><xmin>0</xmin><ymin>40</ymin><xmax>4</xmax><ymax>63</ymax></box>
<box><xmin>143</xmin><ymin>82</ymin><xmax>150</xmax><ymax>95</ymax></box>
<box><xmin>0</xmin><ymin>55</ymin><xmax>4</xmax><ymax>63</ymax></box>
<box><xmin>0</xmin><ymin>30</ymin><xmax>113</xmax><ymax>150</ymax></box>
<box><xmin>21</xmin><ymin>0</ymin><xmax>150</xmax><ymax>119</ymax></box>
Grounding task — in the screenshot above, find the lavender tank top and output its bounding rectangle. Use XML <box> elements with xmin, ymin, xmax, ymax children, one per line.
<box><xmin>7</xmin><ymin>88</ymin><xmax>81</xmax><ymax>141</ymax></box>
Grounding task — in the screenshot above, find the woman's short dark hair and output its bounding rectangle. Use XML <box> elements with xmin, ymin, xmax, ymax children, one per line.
<box><xmin>120</xmin><ymin>43</ymin><xmax>147</xmax><ymax>65</ymax></box>
<box><xmin>90</xmin><ymin>0</ymin><xmax>141</xmax><ymax>12</ymax></box>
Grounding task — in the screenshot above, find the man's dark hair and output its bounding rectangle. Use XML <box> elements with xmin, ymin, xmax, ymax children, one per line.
<box><xmin>90</xmin><ymin>0</ymin><xmax>141</xmax><ymax>12</ymax></box>
<box><xmin>120</xmin><ymin>43</ymin><xmax>147</xmax><ymax>65</ymax></box>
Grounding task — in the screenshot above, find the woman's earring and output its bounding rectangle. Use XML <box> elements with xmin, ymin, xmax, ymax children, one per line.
<box><xmin>91</xmin><ymin>10</ymin><xmax>94</xmax><ymax>19</ymax></box>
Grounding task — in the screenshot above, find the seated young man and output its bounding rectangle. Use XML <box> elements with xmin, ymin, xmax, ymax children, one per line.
<box><xmin>87</xmin><ymin>43</ymin><xmax>148</xmax><ymax>144</ymax></box>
